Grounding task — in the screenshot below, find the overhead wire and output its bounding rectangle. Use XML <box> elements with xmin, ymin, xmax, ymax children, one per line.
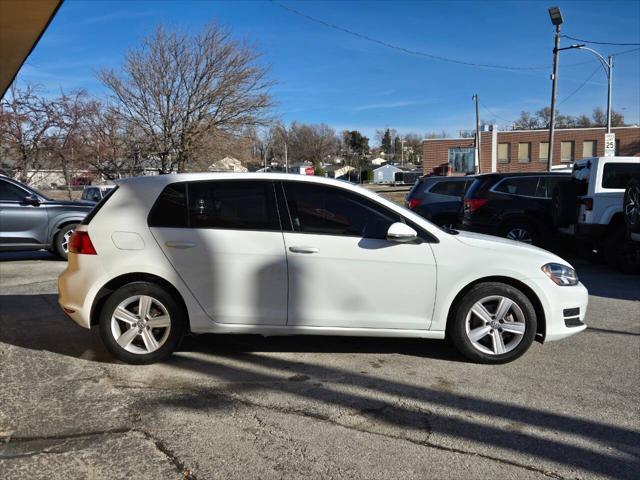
<box><xmin>562</xmin><ymin>34</ymin><xmax>640</xmax><ymax>46</ymax></box>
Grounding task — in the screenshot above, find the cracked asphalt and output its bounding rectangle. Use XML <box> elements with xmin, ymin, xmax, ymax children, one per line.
<box><xmin>0</xmin><ymin>250</ymin><xmax>638</xmax><ymax>479</ymax></box>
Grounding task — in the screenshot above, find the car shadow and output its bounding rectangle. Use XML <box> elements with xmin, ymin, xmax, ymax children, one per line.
<box><xmin>570</xmin><ymin>259</ymin><xmax>640</xmax><ymax>302</ymax></box>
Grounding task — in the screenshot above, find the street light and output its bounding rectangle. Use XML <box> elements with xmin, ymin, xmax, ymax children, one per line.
<box><xmin>564</xmin><ymin>44</ymin><xmax>614</xmax><ymax>133</ymax></box>
<box><xmin>547</xmin><ymin>6</ymin><xmax>564</xmax><ymax>171</ymax></box>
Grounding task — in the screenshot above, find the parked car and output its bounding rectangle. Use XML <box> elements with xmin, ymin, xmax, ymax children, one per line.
<box><xmin>81</xmin><ymin>185</ymin><xmax>116</xmax><ymax>203</ymax></box>
<box><xmin>0</xmin><ymin>174</ymin><xmax>95</xmax><ymax>259</ymax></box>
<box><xmin>59</xmin><ymin>173</ymin><xmax>587</xmax><ymax>365</ymax></box>
<box><xmin>405</xmin><ymin>175</ymin><xmax>474</xmax><ymax>230</ymax></box>
<box><xmin>461</xmin><ymin>172</ymin><xmax>571</xmax><ymax>245</ymax></box>
<box><xmin>552</xmin><ymin>156</ymin><xmax>640</xmax><ymax>272</ymax></box>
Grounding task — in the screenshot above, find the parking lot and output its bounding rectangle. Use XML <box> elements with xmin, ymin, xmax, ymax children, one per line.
<box><xmin>0</xmin><ymin>250</ymin><xmax>637</xmax><ymax>480</ymax></box>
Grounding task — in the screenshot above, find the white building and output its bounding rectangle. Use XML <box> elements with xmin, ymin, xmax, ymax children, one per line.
<box><xmin>372</xmin><ymin>164</ymin><xmax>403</xmax><ymax>184</ymax></box>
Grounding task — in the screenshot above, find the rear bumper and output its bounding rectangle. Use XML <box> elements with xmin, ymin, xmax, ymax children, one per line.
<box><xmin>58</xmin><ymin>253</ymin><xmax>105</xmax><ymax>329</ymax></box>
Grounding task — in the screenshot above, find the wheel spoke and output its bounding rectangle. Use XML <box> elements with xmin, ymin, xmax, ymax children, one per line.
<box><xmin>138</xmin><ymin>296</ymin><xmax>152</xmax><ymax>320</ymax></box>
<box><xmin>471</xmin><ymin>303</ymin><xmax>493</xmax><ymax>324</ymax></box>
<box><xmin>495</xmin><ymin>297</ymin><xmax>513</xmax><ymax>321</ymax></box>
<box><xmin>117</xmin><ymin>327</ymin><xmax>139</xmax><ymax>348</ymax></box>
<box><xmin>141</xmin><ymin>329</ymin><xmax>159</xmax><ymax>352</ymax></box>
<box><xmin>492</xmin><ymin>330</ymin><xmax>506</xmax><ymax>354</ymax></box>
<box><xmin>114</xmin><ymin>306</ymin><xmax>139</xmax><ymax>325</ymax></box>
<box><xmin>468</xmin><ymin>325</ymin><xmax>492</xmax><ymax>342</ymax></box>
<box><xmin>147</xmin><ymin>315</ymin><xmax>170</xmax><ymax>328</ymax></box>
<box><xmin>502</xmin><ymin>321</ymin><xmax>526</xmax><ymax>335</ymax></box>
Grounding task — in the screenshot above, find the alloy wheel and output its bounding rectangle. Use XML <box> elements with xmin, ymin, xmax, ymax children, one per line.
<box><xmin>506</xmin><ymin>228</ymin><xmax>533</xmax><ymax>244</ymax></box>
<box><xmin>465</xmin><ymin>295</ymin><xmax>526</xmax><ymax>355</ymax></box>
<box><xmin>625</xmin><ymin>183</ymin><xmax>640</xmax><ymax>226</ymax></box>
<box><xmin>110</xmin><ymin>295</ymin><xmax>171</xmax><ymax>354</ymax></box>
<box><xmin>61</xmin><ymin>229</ymin><xmax>74</xmax><ymax>253</ymax></box>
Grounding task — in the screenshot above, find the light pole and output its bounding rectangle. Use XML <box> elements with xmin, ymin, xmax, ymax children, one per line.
<box><xmin>564</xmin><ymin>44</ymin><xmax>614</xmax><ymax>133</ymax></box>
<box><xmin>547</xmin><ymin>6</ymin><xmax>564</xmax><ymax>172</ymax></box>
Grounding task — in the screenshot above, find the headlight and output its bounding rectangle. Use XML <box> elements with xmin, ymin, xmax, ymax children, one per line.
<box><xmin>541</xmin><ymin>263</ymin><xmax>579</xmax><ymax>286</ymax></box>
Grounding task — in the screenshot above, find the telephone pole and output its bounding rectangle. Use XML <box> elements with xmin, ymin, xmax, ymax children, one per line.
<box><xmin>547</xmin><ymin>6</ymin><xmax>564</xmax><ymax>172</ymax></box>
<box><xmin>472</xmin><ymin>94</ymin><xmax>481</xmax><ymax>173</ymax></box>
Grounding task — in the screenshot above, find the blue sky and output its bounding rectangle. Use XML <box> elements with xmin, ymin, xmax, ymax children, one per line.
<box><xmin>17</xmin><ymin>0</ymin><xmax>640</xmax><ymax>143</ymax></box>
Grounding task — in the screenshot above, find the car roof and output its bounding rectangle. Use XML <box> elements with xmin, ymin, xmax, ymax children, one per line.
<box><xmin>422</xmin><ymin>175</ymin><xmax>473</xmax><ymax>183</ymax></box>
<box><xmin>474</xmin><ymin>171</ymin><xmax>570</xmax><ymax>179</ymax></box>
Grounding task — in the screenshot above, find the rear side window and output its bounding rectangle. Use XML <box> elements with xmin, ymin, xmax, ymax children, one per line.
<box><xmin>602</xmin><ymin>163</ymin><xmax>640</xmax><ymax>189</ymax></box>
<box><xmin>430</xmin><ymin>180</ymin><xmax>467</xmax><ymax>197</ymax></box>
<box><xmin>493</xmin><ymin>177</ymin><xmax>538</xmax><ymax>197</ymax></box>
<box><xmin>148</xmin><ymin>183</ymin><xmax>188</xmax><ymax>228</ymax></box>
<box><xmin>283</xmin><ymin>182</ymin><xmax>401</xmax><ymax>239</ymax></box>
<box><xmin>572</xmin><ymin>161</ymin><xmax>591</xmax><ymax>196</ymax></box>
<box><xmin>188</xmin><ymin>181</ymin><xmax>279</xmax><ymax>230</ymax></box>
<box><xmin>536</xmin><ymin>176</ymin><xmax>569</xmax><ymax>198</ymax></box>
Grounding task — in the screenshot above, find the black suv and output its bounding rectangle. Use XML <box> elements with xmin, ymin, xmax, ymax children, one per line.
<box><xmin>405</xmin><ymin>176</ymin><xmax>473</xmax><ymax>229</ymax></box>
<box><xmin>0</xmin><ymin>175</ymin><xmax>95</xmax><ymax>259</ymax></box>
<box><xmin>461</xmin><ymin>172</ymin><xmax>570</xmax><ymax>245</ymax></box>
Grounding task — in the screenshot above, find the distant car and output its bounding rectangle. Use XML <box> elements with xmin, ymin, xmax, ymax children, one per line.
<box><xmin>81</xmin><ymin>185</ymin><xmax>116</xmax><ymax>203</ymax></box>
<box><xmin>0</xmin><ymin>175</ymin><xmax>95</xmax><ymax>259</ymax></box>
<box><xmin>59</xmin><ymin>173</ymin><xmax>588</xmax><ymax>365</ymax></box>
<box><xmin>461</xmin><ymin>172</ymin><xmax>571</xmax><ymax>246</ymax></box>
<box><xmin>405</xmin><ymin>176</ymin><xmax>474</xmax><ymax>229</ymax></box>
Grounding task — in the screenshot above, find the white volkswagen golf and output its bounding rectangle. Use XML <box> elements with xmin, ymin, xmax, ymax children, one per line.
<box><xmin>58</xmin><ymin>174</ymin><xmax>588</xmax><ymax>364</ymax></box>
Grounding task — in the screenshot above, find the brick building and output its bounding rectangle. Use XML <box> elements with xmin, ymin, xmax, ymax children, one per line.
<box><xmin>423</xmin><ymin>126</ymin><xmax>640</xmax><ymax>175</ymax></box>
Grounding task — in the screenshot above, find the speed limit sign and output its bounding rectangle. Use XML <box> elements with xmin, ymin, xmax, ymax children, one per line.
<box><xmin>604</xmin><ymin>133</ymin><xmax>616</xmax><ymax>157</ymax></box>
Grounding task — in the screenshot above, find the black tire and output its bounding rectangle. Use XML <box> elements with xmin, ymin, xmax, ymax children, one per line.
<box><xmin>53</xmin><ymin>224</ymin><xmax>78</xmax><ymax>260</ymax></box>
<box><xmin>448</xmin><ymin>282</ymin><xmax>537</xmax><ymax>364</ymax></box>
<box><xmin>552</xmin><ymin>182</ymin><xmax>578</xmax><ymax>228</ymax></box>
<box><xmin>99</xmin><ymin>281</ymin><xmax>186</xmax><ymax>364</ymax></box>
<box><xmin>501</xmin><ymin>221</ymin><xmax>539</xmax><ymax>245</ymax></box>
<box><xmin>603</xmin><ymin>227</ymin><xmax>640</xmax><ymax>274</ymax></box>
<box><xmin>624</xmin><ymin>177</ymin><xmax>640</xmax><ymax>234</ymax></box>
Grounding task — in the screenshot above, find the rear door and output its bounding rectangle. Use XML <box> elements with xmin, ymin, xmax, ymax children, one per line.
<box><xmin>281</xmin><ymin>181</ymin><xmax>437</xmax><ymax>330</ymax></box>
<box><xmin>149</xmin><ymin>180</ymin><xmax>288</xmax><ymax>326</ymax></box>
<box><xmin>0</xmin><ymin>178</ymin><xmax>49</xmax><ymax>248</ymax></box>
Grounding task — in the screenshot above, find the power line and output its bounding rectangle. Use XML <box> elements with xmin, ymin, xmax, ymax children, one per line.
<box><xmin>478</xmin><ymin>101</ymin><xmax>515</xmax><ymax>125</ymax></box>
<box><xmin>558</xmin><ymin>65</ymin><xmax>601</xmax><ymax>105</ymax></box>
<box><xmin>562</xmin><ymin>34</ymin><xmax>640</xmax><ymax>46</ymax></box>
<box><xmin>272</xmin><ymin>1</ymin><xmax>553</xmax><ymax>71</ymax></box>
<box><xmin>612</xmin><ymin>46</ymin><xmax>640</xmax><ymax>56</ymax></box>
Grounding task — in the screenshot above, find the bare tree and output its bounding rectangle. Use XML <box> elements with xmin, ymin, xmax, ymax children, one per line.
<box><xmin>0</xmin><ymin>84</ymin><xmax>56</xmax><ymax>182</ymax></box>
<box><xmin>99</xmin><ymin>23</ymin><xmax>273</xmax><ymax>173</ymax></box>
<box><xmin>288</xmin><ymin>122</ymin><xmax>338</xmax><ymax>173</ymax></box>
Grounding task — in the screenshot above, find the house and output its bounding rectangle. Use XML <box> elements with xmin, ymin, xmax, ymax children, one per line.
<box><xmin>372</xmin><ymin>164</ymin><xmax>403</xmax><ymax>184</ymax></box>
<box><xmin>208</xmin><ymin>156</ymin><xmax>248</xmax><ymax>172</ymax></box>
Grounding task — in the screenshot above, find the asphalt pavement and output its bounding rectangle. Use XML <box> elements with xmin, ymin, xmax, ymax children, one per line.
<box><xmin>0</xmin><ymin>250</ymin><xmax>638</xmax><ymax>479</ymax></box>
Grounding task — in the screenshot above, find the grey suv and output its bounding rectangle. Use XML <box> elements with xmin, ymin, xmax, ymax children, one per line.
<box><xmin>0</xmin><ymin>175</ymin><xmax>95</xmax><ymax>259</ymax></box>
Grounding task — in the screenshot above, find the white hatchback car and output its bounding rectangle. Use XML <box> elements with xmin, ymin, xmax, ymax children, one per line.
<box><xmin>58</xmin><ymin>174</ymin><xmax>588</xmax><ymax>364</ymax></box>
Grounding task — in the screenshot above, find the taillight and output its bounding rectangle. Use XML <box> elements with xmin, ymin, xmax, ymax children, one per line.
<box><xmin>69</xmin><ymin>231</ymin><xmax>97</xmax><ymax>255</ymax></box>
<box><xmin>464</xmin><ymin>198</ymin><xmax>488</xmax><ymax>213</ymax></box>
<box><xmin>407</xmin><ymin>198</ymin><xmax>421</xmax><ymax>209</ymax></box>
<box><xmin>579</xmin><ymin>198</ymin><xmax>593</xmax><ymax>211</ymax></box>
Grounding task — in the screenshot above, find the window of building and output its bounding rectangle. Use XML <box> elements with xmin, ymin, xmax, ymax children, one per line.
<box><xmin>518</xmin><ymin>143</ymin><xmax>531</xmax><ymax>163</ymax></box>
<box><xmin>561</xmin><ymin>141</ymin><xmax>575</xmax><ymax>162</ymax></box>
<box><xmin>539</xmin><ymin>142</ymin><xmax>549</xmax><ymax>162</ymax></box>
<box><xmin>283</xmin><ymin>182</ymin><xmax>401</xmax><ymax>239</ymax></box>
<box><xmin>493</xmin><ymin>177</ymin><xmax>539</xmax><ymax>197</ymax></box>
<box><xmin>582</xmin><ymin>140</ymin><xmax>596</xmax><ymax>158</ymax></box>
<box><xmin>498</xmin><ymin>143</ymin><xmax>510</xmax><ymax>163</ymax></box>
<box><xmin>447</xmin><ymin>147</ymin><xmax>475</xmax><ymax>173</ymax></box>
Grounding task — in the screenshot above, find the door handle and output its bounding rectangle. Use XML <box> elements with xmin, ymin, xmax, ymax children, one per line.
<box><xmin>165</xmin><ymin>241</ymin><xmax>196</xmax><ymax>249</ymax></box>
<box><xmin>289</xmin><ymin>246</ymin><xmax>319</xmax><ymax>254</ymax></box>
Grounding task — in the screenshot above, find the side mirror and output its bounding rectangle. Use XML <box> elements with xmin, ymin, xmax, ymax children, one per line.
<box><xmin>23</xmin><ymin>194</ymin><xmax>40</xmax><ymax>206</ymax></box>
<box><xmin>386</xmin><ymin>222</ymin><xmax>418</xmax><ymax>243</ymax></box>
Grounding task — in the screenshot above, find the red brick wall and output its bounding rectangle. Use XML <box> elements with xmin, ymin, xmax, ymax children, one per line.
<box><xmin>423</xmin><ymin>126</ymin><xmax>640</xmax><ymax>174</ymax></box>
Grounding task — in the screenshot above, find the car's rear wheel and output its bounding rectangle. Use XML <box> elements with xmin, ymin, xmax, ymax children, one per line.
<box><xmin>502</xmin><ymin>222</ymin><xmax>538</xmax><ymax>245</ymax></box>
<box><xmin>53</xmin><ymin>224</ymin><xmax>77</xmax><ymax>260</ymax></box>
<box><xmin>448</xmin><ymin>282</ymin><xmax>537</xmax><ymax>364</ymax></box>
<box><xmin>624</xmin><ymin>177</ymin><xmax>640</xmax><ymax>234</ymax></box>
<box><xmin>99</xmin><ymin>282</ymin><xmax>186</xmax><ymax>364</ymax></box>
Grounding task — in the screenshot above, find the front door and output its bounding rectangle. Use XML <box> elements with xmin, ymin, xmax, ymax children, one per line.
<box><xmin>149</xmin><ymin>180</ymin><xmax>288</xmax><ymax>326</ymax></box>
<box><xmin>281</xmin><ymin>182</ymin><xmax>437</xmax><ymax>330</ymax></box>
<box><xmin>0</xmin><ymin>179</ymin><xmax>49</xmax><ymax>248</ymax></box>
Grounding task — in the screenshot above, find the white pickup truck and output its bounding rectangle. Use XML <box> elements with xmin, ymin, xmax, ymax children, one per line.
<box><xmin>552</xmin><ymin>156</ymin><xmax>640</xmax><ymax>273</ymax></box>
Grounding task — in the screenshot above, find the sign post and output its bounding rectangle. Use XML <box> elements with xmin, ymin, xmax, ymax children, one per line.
<box><xmin>604</xmin><ymin>133</ymin><xmax>616</xmax><ymax>157</ymax></box>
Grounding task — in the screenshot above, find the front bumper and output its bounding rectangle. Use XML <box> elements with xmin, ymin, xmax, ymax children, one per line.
<box><xmin>528</xmin><ymin>278</ymin><xmax>588</xmax><ymax>342</ymax></box>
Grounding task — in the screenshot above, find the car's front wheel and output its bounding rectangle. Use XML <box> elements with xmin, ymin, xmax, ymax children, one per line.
<box><xmin>448</xmin><ymin>282</ymin><xmax>537</xmax><ymax>364</ymax></box>
<box><xmin>99</xmin><ymin>282</ymin><xmax>186</xmax><ymax>364</ymax></box>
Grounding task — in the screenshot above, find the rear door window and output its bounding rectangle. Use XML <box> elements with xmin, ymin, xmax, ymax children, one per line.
<box><xmin>535</xmin><ymin>176</ymin><xmax>569</xmax><ymax>198</ymax></box>
<box><xmin>493</xmin><ymin>177</ymin><xmax>538</xmax><ymax>197</ymax></box>
<box><xmin>602</xmin><ymin>163</ymin><xmax>640</xmax><ymax>189</ymax></box>
<box><xmin>148</xmin><ymin>183</ymin><xmax>188</xmax><ymax>228</ymax></box>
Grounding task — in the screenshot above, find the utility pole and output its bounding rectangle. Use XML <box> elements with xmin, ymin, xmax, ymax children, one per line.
<box><xmin>606</xmin><ymin>55</ymin><xmax>613</xmax><ymax>133</ymax></box>
<box><xmin>472</xmin><ymin>94</ymin><xmax>481</xmax><ymax>173</ymax></box>
<box><xmin>401</xmin><ymin>136</ymin><xmax>405</xmax><ymax>167</ymax></box>
<box><xmin>284</xmin><ymin>141</ymin><xmax>288</xmax><ymax>173</ymax></box>
<box><xmin>547</xmin><ymin>7</ymin><xmax>564</xmax><ymax>172</ymax></box>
